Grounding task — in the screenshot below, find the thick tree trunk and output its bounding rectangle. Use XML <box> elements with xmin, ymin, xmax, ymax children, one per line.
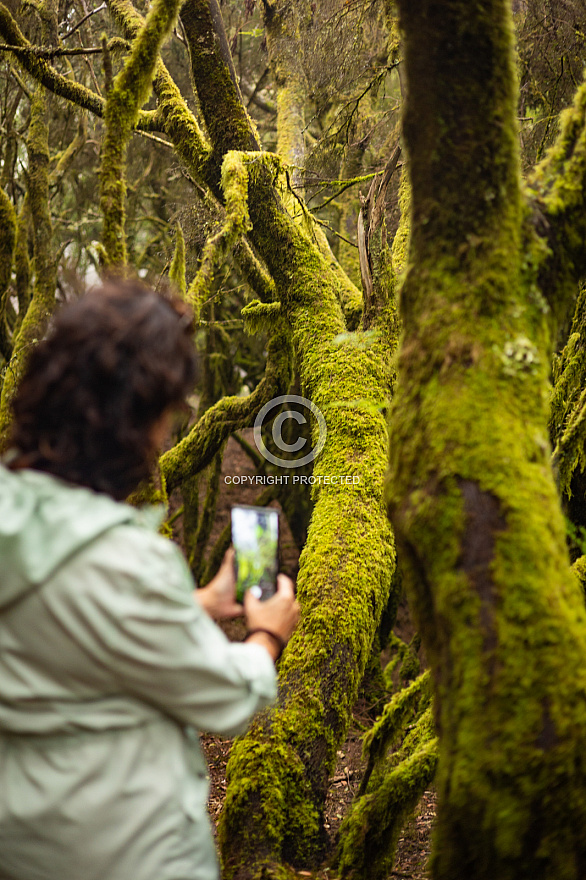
<box><xmin>387</xmin><ymin>2</ymin><xmax>586</xmax><ymax>878</ymax></box>
<box><xmin>174</xmin><ymin>1</ymin><xmax>398</xmax><ymax>874</ymax></box>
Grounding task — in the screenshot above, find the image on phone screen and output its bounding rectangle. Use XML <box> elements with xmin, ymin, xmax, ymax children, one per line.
<box><xmin>231</xmin><ymin>505</ymin><xmax>279</xmax><ymax>604</ymax></box>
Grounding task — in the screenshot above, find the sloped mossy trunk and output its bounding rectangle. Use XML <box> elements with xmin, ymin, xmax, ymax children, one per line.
<box><xmin>217</xmin><ymin>166</ymin><xmax>397</xmax><ymax>879</ymax></box>
<box><xmin>175</xmin><ymin>0</ymin><xmax>398</xmax><ymax>874</ymax></box>
<box><xmin>387</xmin><ymin>2</ymin><xmax>586</xmax><ymax>878</ymax></box>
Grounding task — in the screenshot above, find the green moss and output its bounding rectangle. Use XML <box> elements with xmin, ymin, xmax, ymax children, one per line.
<box><xmin>549</xmin><ymin>284</ymin><xmax>586</xmax><ymax>497</ymax></box>
<box><xmin>309</xmin><ymin>220</ymin><xmax>363</xmax><ymax>329</ymax></box>
<box><xmin>169</xmin><ymin>221</ymin><xmax>186</xmax><ymax>296</ymax></box>
<box><xmin>0</xmin><ymin>186</ymin><xmax>17</xmax><ymax>360</ymax></box>
<box><xmin>160</xmin><ymin>325</ymin><xmax>292</xmax><ymax>491</ymax></box>
<box><xmin>99</xmin><ymin>0</ymin><xmax>185</xmax><ymax>267</ymax></box>
<box><xmin>241</xmin><ymin>300</ymin><xmax>282</xmax><ymax>334</ymax></box>
<box><xmin>220</xmin><ymin>715</ymin><xmax>321</xmax><ymax>870</ymax></box>
<box><xmin>530</xmin><ymin>79</ymin><xmax>586</xmax><ymax>326</ymax></box>
<box><xmin>0</xmin><ymin>87</ymin><xmax>56</xmax><ymax>448</ymax></box>
<box><xmin>0</xmin><ymin>2</ymin><xmax>158</xmax><ymax>131</ymax></box>
<box><xmin>390</xmin><ymin>167</ymin><xmax>410</xmax><ymax>279</ymax></box>
<box><xmin>397</xmin><ymin>637</ymin><xmax>421</xmax><ymax>684</ymax></box>
<box><xmin>385</xmin><ymin>2</ymin><xmax>586</xmax><ymax>877</ymax></box>
<box><xmin>13</xmin><ymin>197</ymin><xmax>31</xmax><ymax>332</ymax></box>
<box><xmin>335</xmin><ymin>708</ymin><xmax>438</xmax><ymax>880</ymax></box>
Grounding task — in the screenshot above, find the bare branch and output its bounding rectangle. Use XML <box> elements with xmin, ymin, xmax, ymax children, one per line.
<box><xmin>61</xmin><ymin>2</ymin><xmax>106</xmax><ymax>40</ymax></box>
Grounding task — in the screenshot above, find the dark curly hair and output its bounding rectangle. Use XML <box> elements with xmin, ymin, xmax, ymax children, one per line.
<box><xmin>7</xmin><ymin>280</ymin><xmax>197</xmax><ymax>500</ymax></box>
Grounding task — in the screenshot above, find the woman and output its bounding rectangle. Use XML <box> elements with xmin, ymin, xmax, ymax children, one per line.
<box><xmin>0</xmin><ymin>280</ymin><xmax>299</xmax><ymax>880</ymax></box>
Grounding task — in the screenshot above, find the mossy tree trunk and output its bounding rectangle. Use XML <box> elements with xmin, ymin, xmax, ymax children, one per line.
<box><xmin>175</xmin><ymin>1</ymin><xmax>398</xmax><ymax>874</ymax></box>
<box><xmin>262</xmin><ymin>0</ymin><xmax>310</xmax><ymax>192</ymax></box>
<box><xmin>0</xmin><ymin>0</ymin><xmax>60</xmax><ymax>444</ymax></box>
<box><xmin>387</xmin><ymin>2</ymin><xmax>586</xmax><ymax>878</ymax></box>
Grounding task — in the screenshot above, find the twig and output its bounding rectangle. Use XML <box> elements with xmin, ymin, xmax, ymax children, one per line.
<box><xmin>132</xmin><ymin>129</ymin><xmax>174</xmax><ymax>148</ymax></box>
<box><xmin>61</xmin><ymin>3</ymin><xmax>106</xmax><ymax>40</ymax></box>
<box><xmin>331</xmin><ymin>769</ymin><xmax>356</xmax><ymax>783</ymax></box>
<box><xmin>0</xmin><ymin>43</ymin><xmax>108</xmax><ymax>56</ymax></box>
<box><xmin>312</xmin><ymin>215</ymin><xmax>358</xmax><ymax>248</ymax></box>
<box><xmin>309</xmin><ymin>174</ymin><xmax>380</xmax><ymax>213</ymax></box>
<box><xmin>9</xmin><ymin>67</ymin><xmax>32</xmax><ymax>101</ymax></box>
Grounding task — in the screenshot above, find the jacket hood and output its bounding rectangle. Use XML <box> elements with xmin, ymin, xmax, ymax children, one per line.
<box><xmin>0</xmin><ymin>465</ymin><xmax>159</xmax><ymax>611</ymax></box>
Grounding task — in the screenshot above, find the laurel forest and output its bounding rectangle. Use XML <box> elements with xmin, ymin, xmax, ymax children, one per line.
<box><xmin>3</xmin><ymin>0</ymin><xmax>586</xmax><ymax>877</ymax></box>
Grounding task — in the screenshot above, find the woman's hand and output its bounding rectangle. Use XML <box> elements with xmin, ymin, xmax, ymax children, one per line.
<box><xmin>195</xmin><ymin>549</ymin><xmax>242</xmax><ymax>621</ymax></box>
<box><xmin>244</xmin><ymin>574</ymin><xmax>300</xmax><ymax>662</ymax></box>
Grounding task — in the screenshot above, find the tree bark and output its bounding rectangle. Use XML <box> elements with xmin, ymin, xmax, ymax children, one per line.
<box><xmin>177</xmin><ymin>1</ymin><xmax>398</xmax><ymax>874</ymax></box>
<box><xmin>387</xmin><ymin>2</ymin><xmax>586</xmax><ymax>878</ymax></box>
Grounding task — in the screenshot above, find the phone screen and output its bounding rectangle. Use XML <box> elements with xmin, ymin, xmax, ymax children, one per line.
<box><xmin>231</xmin><ymin>505</ymin><xmax>279</xmax><ymax>604</ymax></box>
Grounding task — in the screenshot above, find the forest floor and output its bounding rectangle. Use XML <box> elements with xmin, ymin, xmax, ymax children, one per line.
<box><xmin>202</xmin><ymin>727</ymin><xmax>436</xmax><ymax>880</ymax></box>
<box><xmin>175</xmin><ymin>430</ymin><xmax>436</xmax><ymax>879</ymax></box>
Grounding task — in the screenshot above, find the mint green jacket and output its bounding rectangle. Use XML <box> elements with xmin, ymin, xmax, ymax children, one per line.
<box><xmin>0</xmin><ymin>466</ymin><xmax>277</xmax><ymax>880</ymax></box>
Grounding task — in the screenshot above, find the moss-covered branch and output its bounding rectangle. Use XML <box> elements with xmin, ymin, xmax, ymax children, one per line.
<box><xmin>99</xmin><ymin>0</ymin><xmax>184</xmax><ymax>266</ymax></box>
<box><xmin>550</xmin><ymin>284</ymin><xmax>586</xmax><ymax>503</ymax></box>
<box><xmin>169</xmin><ymin>221</ymin><xmax>186</xmax><ymax>296</ymax></box>
<box><xmin>336</xmin><ymin>707</ymin><xmax>438</xmax><ymax>880</ymax></box>
<box><xmin>50</xmin><ymin>112</ymin><xmax>87</xmax><ymax>187</ymax></box>
<box><xmin>261</xmin><ymin>0</ymin><xmax>364</xmax><ymax>324</ymax></box>
<box><xmin>160</xmin><ymin>325</ymin><xmax>292</xmax><ymax>491</ymax></box>
<box><xmin>263</xmin><ymin>0</ymin><xmax>309</xmax><ymax>190</ymax></box>
<box><xmin>360</xmin><ymin>670</ymin><xmax>431</xmax><ymax>794</ymax></box>
<box><xmin>180</xmin><ymin>0</ymin><xmax>259</xmax><ymax>171</ymax></box>
<box><xmin>530</xmin><ymin>78</ymin><xmax>586</xmax><ymax>326</ymax></box>
<box><xmin>0</xmin><ymin>2</ymin><xmax>160</xmax><ymax>131</ymax></box>
<box><xmin>105</xmin><ymin>0</ymin><xmax>212</xmax><ymax>185</ymax></box>
<box><xmin>0</xmin><ymin>186</ymin><xmax>16</xmax><ymax>361</ymax></box>
<box><xmin>13</xmin><ymin>196</ymin><xmax>31</xmax><ymax>332</ymax></box>
<box><xmin>0</xmin><ymin>83</ymin><xmax>56</xmax><ymax>447</ymax></box>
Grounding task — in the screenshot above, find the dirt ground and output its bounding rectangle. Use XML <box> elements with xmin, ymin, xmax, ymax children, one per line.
<box><xmin>177</xmin><ymin>430</ymin><xmax>435</xmax><ymax>879</ymax></box>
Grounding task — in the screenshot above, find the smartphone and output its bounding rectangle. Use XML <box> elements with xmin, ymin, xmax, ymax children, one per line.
<box><xmin>231</xmin><ymin>505</ymin><xmax>279</xmax><ymax>604</ymax></box>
